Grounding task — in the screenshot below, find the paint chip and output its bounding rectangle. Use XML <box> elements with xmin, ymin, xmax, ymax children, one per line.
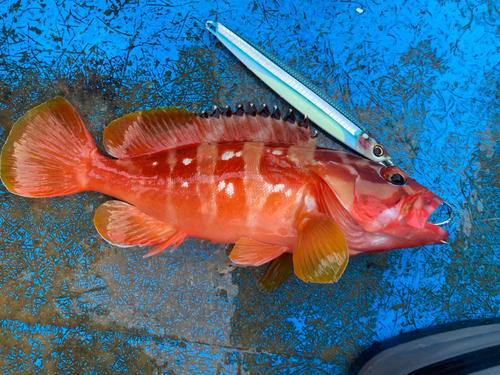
<box><xmin>356</xmin><ymin>7</ymin><xmax>364</xmax><ymax>13</ymax></box>
<box><xmin>235</xmin><ymin>151</ymin><xmax>242</xmax><ymax>157</ymax></box>
<box><xmin>183</xmin><ymin>158</ymin><xmax>193</xmax><ymax>165</ymax></box>
<box><xmin>218</xmin><ymin>181</ymin><xmax>226</xmax><ymax>191</ymax></box>
<box><xmin>152</xmin><ymin>161</ymin><xmax>158</xmax><ymax>166</ymax></box>
<box><xmin>272</xmin><ymin>150</ymin><xmax>283</xmax><ymax>155</ymax></box>
<box><xmin>182</xmin><ymin>182</ymin><xmax>188</xmax><ymax>187</ymax></box>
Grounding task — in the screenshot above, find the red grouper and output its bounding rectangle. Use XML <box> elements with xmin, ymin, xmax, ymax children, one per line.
<box><xmin>0</xmin><ymin>98</ymin><xmax>448</xmax><ymax>285</ymax></box>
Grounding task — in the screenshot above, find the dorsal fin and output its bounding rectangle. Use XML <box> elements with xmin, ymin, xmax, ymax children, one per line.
<box><xmin>103</xmin><ymin>107</ymin><xmax>315</xmax><ymax>159</ymax></box>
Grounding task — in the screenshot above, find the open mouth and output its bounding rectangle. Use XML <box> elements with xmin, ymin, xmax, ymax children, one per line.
<box><xmin>428</xmin><ymin>202</ymin><xmax>453</xmax><ymax>226</ymax></box>
<box><xmin>425</xmin><ymin>200</ymin><xmax>452</xmax><ymax>244</ymax></box>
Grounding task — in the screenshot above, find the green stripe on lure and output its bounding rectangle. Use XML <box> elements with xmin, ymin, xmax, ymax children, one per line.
<box><xmin>205</xmin><ymin>21</ymin><xmax>394</xmax><ymax>167</ymax></box>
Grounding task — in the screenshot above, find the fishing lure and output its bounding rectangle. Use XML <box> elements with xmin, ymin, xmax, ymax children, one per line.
<box><xmin>206</xmin><ymin>21</ymin><xmax>395</xmax><ymax>169</ymax></box>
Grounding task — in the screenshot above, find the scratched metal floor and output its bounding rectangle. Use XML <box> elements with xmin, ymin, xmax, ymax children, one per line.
<box><xmin>0</xmin><ymin>1</ymin><xmax>499</xmax><ymax>374</ymax></box>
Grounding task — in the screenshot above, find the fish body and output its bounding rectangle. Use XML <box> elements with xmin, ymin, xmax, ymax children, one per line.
<box><xmin>0</xmin><ymin>98</ymin><xmax>448</xmax><ymax>284</ymax></box>
<box><xmin>89</xmin><ymin>141</ymin><xmax>312</xmax><ymax>250</ymax></box>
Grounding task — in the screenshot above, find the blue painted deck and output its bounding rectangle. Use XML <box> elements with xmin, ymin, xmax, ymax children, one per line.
<box><xmin>0</xmin><ymin>0</ymin><xmax>498</xmax><ymax>373</ymax></box>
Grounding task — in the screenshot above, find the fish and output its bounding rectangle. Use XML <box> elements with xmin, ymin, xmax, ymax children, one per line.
<box><xmin>205</xmin><ymin>21</ymin><xmax>394</xmax><ymax>167</ymax></box>
<box><xmin>0</xmin><ymin>98</ymin><xmax>448</xmax><ymax>289</ymax></box>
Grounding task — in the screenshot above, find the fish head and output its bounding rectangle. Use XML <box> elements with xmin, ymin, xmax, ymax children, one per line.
<box><xmin>311</xmin><ymin>151</ymin><xmax>449</xmax><ymax>251</ymax></box>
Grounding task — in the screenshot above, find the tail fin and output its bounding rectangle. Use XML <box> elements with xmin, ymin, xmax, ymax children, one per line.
<box><xmin>0</xmin><ymin>97</ymin><xmax>97</xmax><ymax>197</ymax></box>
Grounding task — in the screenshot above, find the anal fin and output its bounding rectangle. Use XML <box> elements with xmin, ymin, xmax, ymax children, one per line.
<box><xmin>229</xmin><ymin>237</ymin><xmax>287</xmax><ymax>266</ymax></box>
<box><xmin>94</xmin><ymin>201</ymin><xmax>186</xmax><ymax>256</ymax></box>
<box><xmin>293</xmin><ymin>211</ymin><xmax>349</xmax><ymax>283</ymax></box>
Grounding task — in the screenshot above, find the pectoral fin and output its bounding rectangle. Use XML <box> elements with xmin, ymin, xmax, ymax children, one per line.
<box><xmin>229</xmin><ymin>237</ymin><xmax>287</xmax><ymax>266</ymax></box>
<box><xmin>293</xmin><ymin>212</ymin><xmax>349</xmax><ymax>283</ymax></box>
<box><xmin>258</xmin><ymin>253</ymin><xmax>293</xmax><ymax>292</ymax></box>
<box><xmin>94</xmin><ymin>201</ymin><xmax>186</xmax><ymax>256</ymax></box>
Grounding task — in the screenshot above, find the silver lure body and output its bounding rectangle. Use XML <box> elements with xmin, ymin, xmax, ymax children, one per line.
<box><xmin>205</xmin><ymin>20</ymin><xmax>394</xmax><ymax>166</ymax></box>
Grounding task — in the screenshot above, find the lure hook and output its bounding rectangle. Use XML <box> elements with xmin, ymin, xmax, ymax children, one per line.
<box><xmin>432</xmin><ymin>202</ymin><xmax>453</xmax><ymax>226</ymax></box>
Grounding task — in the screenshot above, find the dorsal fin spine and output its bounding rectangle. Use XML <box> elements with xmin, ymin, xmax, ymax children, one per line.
<box><xmin>103</xmin><ymin>106</ymin><xmax>315</xmax><ymax>159</ymax></box>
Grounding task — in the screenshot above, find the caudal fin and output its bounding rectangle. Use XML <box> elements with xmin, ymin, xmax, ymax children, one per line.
<box><xmin>0</xmin><ymin>97</ymin><xmax>97</xmax><ymax>197</ymax></box>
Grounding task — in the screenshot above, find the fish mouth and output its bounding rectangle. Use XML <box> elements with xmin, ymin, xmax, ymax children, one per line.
<box><xmin>429</xmin><ymin>202</ymin><xmax>453</xmax><ymax>226</ymax></box>
<box><xmin>423</xmin><ymin>198</ymin><xmax>451</xmax><ymax>243</ymax></box>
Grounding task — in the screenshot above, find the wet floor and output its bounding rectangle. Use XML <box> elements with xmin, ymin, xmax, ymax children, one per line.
<box><xmin>0</xmin><ymin>0</ymin><xmax>499</xmax><ymax>373</ymax></box>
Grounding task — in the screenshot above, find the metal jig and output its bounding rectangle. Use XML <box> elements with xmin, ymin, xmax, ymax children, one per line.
<box><xmin>205</xmin><ymin>20</ymin><xmax>394</xmax><ymax>166</ymax></box>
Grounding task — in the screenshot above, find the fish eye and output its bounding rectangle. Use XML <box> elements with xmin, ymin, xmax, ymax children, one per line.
<box><xmin>381</xmin><ymin>166</ymin><xmax>407</xmax><ymax>185</ymax></box>
<box><xmin>373</xmin><ymin>145</ymin><xmax>384</xmax><ymax>157</ymax></box>
<box><xmin>390</xmin><ymin>173</ymin><xmax>405</xmax><ymax>185</ymax></box>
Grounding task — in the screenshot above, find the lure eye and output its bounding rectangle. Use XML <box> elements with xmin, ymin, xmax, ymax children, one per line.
<box><xmin>381</xmin><ymin>166</ymin><xmax>407</xmax><ymax>185</ymax></box>
<box><xmin>373</xmin><ymin>145</ymin><xmax>384</xmax><ymax>157</ymax></box>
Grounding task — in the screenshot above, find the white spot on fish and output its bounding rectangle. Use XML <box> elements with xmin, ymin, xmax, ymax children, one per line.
<box><xmin>226</xmin><ymin>182</ymin><xmax>234</xmax><ymax>197</ymax></box>
<box><xmin>221</xmin><ymin>151</ymin><xmax>234</xmax><ymax>160</ymax></box>
<box><xmin>285</xmin><ymin>189</ymin><xmax>292</xmax><ymax>197</ymax></box>
<box><xmin>304</xmin><ymin>195</ymin><xmax>318</xmax><ymax>212</ymax></box>
<box><xmin>356</xmin><ymin>7</ymin><xmax>364</xmax><ymax>13</ymax></box>
<box><xmin>183</xmin><ymin>158</ymin><xmax>193</xmax><ymax>165</ymax></box>
<box><xmin>235</xmin><ymin>151</ymin><xmax>242</xmax><ymax>157</ymax></box>
<box><xmin>218</xmin><ymin>181</ymin><xmax>226</xmax><ymax>191</ymax></box>
<box><xmin>273</xmin><ymin>184</ymin><xmax>285</xmax><ymax>192</ymax></box>
<box><xmin>377</xmin><ymin>207</ymin><xmax>399</xmax><ymax>225</ymax></box>
<box><xmin>263</xmin><ymin>183</ymin><xmax>286</xmax><ymax>194</ymax></box>
<box><xmin>182</xmin><ymin>182</ymin><xmax>188</xmax><ymax>187</ymax></box>
<box><xmin>272</xmin><ymin>150</ymin><xmax>283</xmax><ymax>155</ymax></box>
